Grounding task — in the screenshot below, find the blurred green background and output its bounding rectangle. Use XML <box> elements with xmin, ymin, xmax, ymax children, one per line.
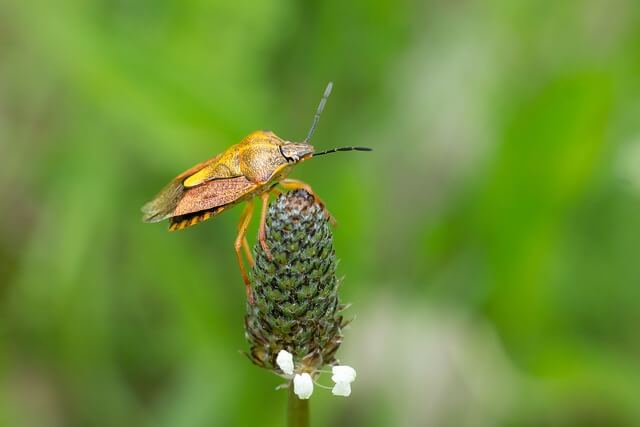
<box><xmin>1</xmin><ymin>0</ymin><xmax>640</xmax><ymax>426</ymax></box>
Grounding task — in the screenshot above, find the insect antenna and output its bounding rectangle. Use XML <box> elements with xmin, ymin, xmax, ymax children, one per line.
<box><xmin>313</xmin><ymin>146</ymin><xmax>373</xmax><ymax>157</ymax></box>
<box><xmin>304</xmin><ymin>82</ymin><xmax>334</xmax><ymax>143</ymax></box>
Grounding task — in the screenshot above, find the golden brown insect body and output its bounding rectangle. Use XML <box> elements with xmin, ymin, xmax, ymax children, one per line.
<box><xmin>142</xmin><ymin>130</ymin><xmax>312</xmax><ymax>231</ymax></box>
<box><xmin>142</xmin><ymin>82</ymin><xmax>371</xmax><ymax>302</ymax></box>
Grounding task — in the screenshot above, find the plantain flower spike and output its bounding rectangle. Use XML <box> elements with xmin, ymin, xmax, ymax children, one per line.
<box><xmin>245</xmin><ymin>190</ymin><xmax>355</xmax><ymax>398</ymax></box>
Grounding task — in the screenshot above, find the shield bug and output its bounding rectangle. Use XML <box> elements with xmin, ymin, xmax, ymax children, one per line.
<box><xmin>142</xmin><ymin>82</ymin><xmax>371</xmax><ymax>302</ymax></box>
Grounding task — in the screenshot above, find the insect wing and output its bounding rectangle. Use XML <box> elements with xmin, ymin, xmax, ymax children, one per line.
<box><xmin>141</xmin><ymin>179</ymin><xmax>184</xmax><ymax>222</ymax></box>
<box><xmin>174</xmin><ymin>176</ymin><xmax>256</xmax><ymax>216</ymax></box>
<box><xmin>141</xmin><ymin>154</ymin><xmax>222</xmax><ymax>222</ymax></box>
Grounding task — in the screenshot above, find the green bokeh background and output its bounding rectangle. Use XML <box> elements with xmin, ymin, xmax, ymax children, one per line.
<box><xmin>1</xmin><ymin>1</ymin><xmax>640</xmax><ymax>426</ymax></box>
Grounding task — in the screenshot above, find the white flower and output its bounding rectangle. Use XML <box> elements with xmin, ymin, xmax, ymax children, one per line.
<box><xmin>293</xmin><ymin>373</ymin><xmax>313</xmax><ymax>399</ymax></box>
<box><xmin>331</xmin><ymin>365</ymin><xmax>356</xmax><ymax>397</ymax></box>
<box><xmin>276</xmin><ymin>350</ymin><xmax>294</xmax><ymax>375</ymax></box>
<box><xmin>331</xmin><ymin>365</ymin><xmax>356</xmax><ymax>383</ymax></box>
<box><xmin>331</xmin><ymin>381</ymin><xmax>352</xmax><ymax>397</ymax></box>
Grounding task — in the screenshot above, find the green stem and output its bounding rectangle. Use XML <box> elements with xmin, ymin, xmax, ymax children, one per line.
<box><xmin>287</xmin><ymin>382</ymin><xmax>309</xmax><ymax>427</ymax></box>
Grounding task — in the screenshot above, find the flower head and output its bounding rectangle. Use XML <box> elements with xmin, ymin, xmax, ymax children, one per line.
<box><xmin>244</xmin><ymin>190</ymin><xmax>356</xmax><ymax>400</ymax></box>
<box><xmin>245</xmin><ymin>190</ymin><xmax>343</xmax><ymax>374</ymax></box>
<box><xmin>293</xmin><ymin>373</ymin><xmax>313</xmax><ymax>399</ymax></box>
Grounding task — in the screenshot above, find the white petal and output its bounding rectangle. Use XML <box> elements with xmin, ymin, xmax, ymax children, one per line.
<box><xmin>276</xmin><ymin>350</ymin><xmax>294</xmax><ymax>375</ymax></box>
<box><xmin>331</xmin><ymin>365</ymin><xmax>357</xmax><ymax>384</ymax></box>
<box><xmin>331</xmin><ymin>381</ymin><xmax>352</xmax><ymax>397</ymax></box>
<box><xmin>293</xmin><ymin>373</ymin><xmax>314</xmax><ymax>399</ymax></box>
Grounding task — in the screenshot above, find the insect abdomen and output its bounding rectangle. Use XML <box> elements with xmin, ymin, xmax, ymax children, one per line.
<box><xmin>168</xmin><ymin>208</ymin><xmax>225</xmax><ymax>231</ymax></box>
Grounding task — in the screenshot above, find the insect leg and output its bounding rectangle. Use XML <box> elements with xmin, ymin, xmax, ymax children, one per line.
<box><xmin>242</xmin><ymin>237</ymin><xmax>254</xmax><ymax>268</ymax></box>
<box><xmin>279</xmin><ymin>178</ymin><xmax>337</xmax><ymax>226</ymax></box>
<box><xmin>237</xmin><ymin>213</ymin><xmax>254</xmax><ymax>267</ymax></box>
<box><xmin>235</xmin><ymin>200</ymin><xmax>255</xmax><ymax>303</ymax></box>
<box><xmin>258</xmin><ymin>192</ymin><xmax>273</xmax><ymax>260</ymax></box>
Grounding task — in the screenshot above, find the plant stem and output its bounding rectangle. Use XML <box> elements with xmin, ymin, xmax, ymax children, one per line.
<box><xmin>287</xmin><ymin>381</ymin><xmax>309</xmax><ymax>427</ymax></box>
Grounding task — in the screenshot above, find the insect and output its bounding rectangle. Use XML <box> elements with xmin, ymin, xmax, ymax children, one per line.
<box><xmin>142</xmin><ymin>82</ymin><xmax>371</xmax><ymax>302</ymax></box>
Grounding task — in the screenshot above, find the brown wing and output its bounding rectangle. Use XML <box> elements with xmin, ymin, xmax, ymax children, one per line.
<box><xmin>174</xmin><ymin>176</ymin><xmax>256</xmax><ymax>216</ymax></box>
<box><xmin>168</xmin><ymin>176</ymin><xmax>257</xmax><ymax>231</ymax></box>
<box><xmin>141</xmin><ymin>154</ymin><xmax>222</xmax><ymax>223</ymax></box>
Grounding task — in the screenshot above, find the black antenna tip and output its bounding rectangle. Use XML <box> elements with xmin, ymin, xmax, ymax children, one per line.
<box><xmin>312</xmin><ymin>146</ymin><xmax>374</xmax><ymax>157</ymax></box>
